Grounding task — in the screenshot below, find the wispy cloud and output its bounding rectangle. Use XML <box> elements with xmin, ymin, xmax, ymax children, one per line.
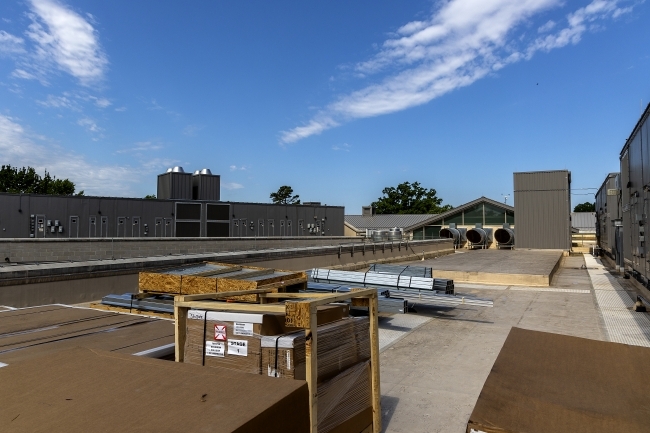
<box><xmin>0</xmin><ymin>114</ymin><xmax>136</xmax><ymax>195</ymax></box>
<box><xmin>0</xmin><ymin>30</ymin><xmax>25</xmax><ymax>54</ymax></box>
<box><xmin>280</xmin><ymin>0</ymin><xmax>636</xmax><ymax>143</ymax></box>
<box><xmin>332</xmin><ymin>143</ymin><xmax>351</xmax><ymax>152</ymax></box>
<box><xmin>116</xmin><ymin>141</ymin><xmax>164</xmax><ymax>154</ymax></box>
<box><xmin>77</xmin><ymin>117</ymin><xmax>103</xmax><ymax>138</ymax></box>
<box><xmin>229</xmin><ymin>165</ymin><xmax>248</xmax><ymax>171</ymax></box>
<box><xmin>222</xmin><ymin>182</ymin><xmax>244</xmax><ymax>190</ymax></box>
<box><xmin>20</xmin><ymin>0</ymin><xmax>108</xmax><ymax>85</ymax></box>
<box><xmin>183</xmin><ymin>124</ymin><xmax>204</xmax><ymax>136</ymax></box>
<box><xmin>37</xmin><ymin>93</ymin><xmax>77</xmax><ymax>109</ymax></box>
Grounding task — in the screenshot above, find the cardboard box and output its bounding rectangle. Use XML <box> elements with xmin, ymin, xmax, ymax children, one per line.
<box><xmin>0</xmin><ymin>347</ymin><xmax>309</xmax><ymax>432</ymax></box>
<box><xmin>467</xmin><ymin>327</ymin><xmax>650</xmax><ymax>433</ymax></box>
<box><xmin>261</xmin><ymin>317</ymin><xmax>370</xmax><ymax>381</ymax></box>
<box><xmin>184</xmin><ymin>305</ymin><xmax>348</xmax><ymax>374</ymax></box>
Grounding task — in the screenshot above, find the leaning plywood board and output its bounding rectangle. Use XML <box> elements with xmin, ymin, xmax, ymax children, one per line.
<box><xmin>467</xmin><ymin>327</ymin><xmax>650</xmax><ymax>433</ymax></box>
<box><xmin>0</xmin><ymin>347</ymin><xmax>310</xmax><ymax>433</ymax></box>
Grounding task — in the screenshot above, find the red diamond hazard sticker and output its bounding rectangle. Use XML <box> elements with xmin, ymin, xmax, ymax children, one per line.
<box><xmin>214</xmin><ymin>324</ymin><xmax>227</xmax><ymax>341</ymax></box>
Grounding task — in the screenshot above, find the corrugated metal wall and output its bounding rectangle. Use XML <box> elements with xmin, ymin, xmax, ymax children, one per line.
<box><xmin>513</xmin><ymin>170</ymin><xmax>571</xmax><ymax>250</ymax></box>
<box><xmin>595</xmin><ymin>173</ymin><xmax>620</xmax><ymax>258</ymax></box>
<box><xmin>619</xmin><ymin>103</ymin><xmax>650</xmax><ymax>281</ymax></box>
<box><xmin>0</xmin><ymin>194</ymin><xmax>345</xmax><ymax>238</ymax></box>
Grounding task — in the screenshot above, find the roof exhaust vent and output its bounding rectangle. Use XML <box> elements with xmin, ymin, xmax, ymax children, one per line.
<box><xmin>171</xmin><ymin>166</ymin><xmax>185</xmax><ymax>173</ymax></box>
<box><xmin>200</xmin><ymin>168</ymin><xmax>212</xmax><ymax>175</ymax></box>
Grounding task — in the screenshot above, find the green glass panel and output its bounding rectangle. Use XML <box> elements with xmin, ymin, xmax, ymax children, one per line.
<box><xmin>506</xmin><ymin>211</ymin><xmax>515</xmax><ymax>224</ymax></box>
<box><xmin>424</xmin><ymin>225</ymin><xmax>441</xmax><ymax>239</ymax></box>
<box><xmin>412</xmin><ymin>228</ymin><xmax>424</xmax><ymax>240</ymax></box>
<box><xmin>444</xmin><ymin>213</ymin><xmax>462</xmax><ymax>225</ymax></box>
<box><xmin>485</xmin><ymin>204</ymin><xmax>505</xmax><ymax>225</ymax></box>
<box><xmin>464</xmin><ymin>205</ymin><xmax>483</xmax><ymax>225</ymax></box>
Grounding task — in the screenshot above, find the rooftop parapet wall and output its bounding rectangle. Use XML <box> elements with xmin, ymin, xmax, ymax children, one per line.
<box><xmin>0</xmin><ymin>236</ymin><xmax>380</xmax><ymax>264</ymax></box>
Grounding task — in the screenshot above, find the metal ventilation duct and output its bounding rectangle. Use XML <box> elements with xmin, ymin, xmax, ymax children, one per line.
<box><xmin>466</xmin><ymin>227</ymin><xmax>493</xmax><ymax>247</ymax></box>
<box><xmin>171</xmin><ymin>166</ymin><xmax>185</xmax><ymax>173</ymax></box>
<box><xmin>200</xmin><ymin>168</ymin><xmax>212</xmax><ymax>175</ymax></box>
<box><xmin>439</xmin><ymin>227</ymin><xmax>467</xmax><ymax>247</ymax></box>
<box><xmin>495</xmin><ymin>227</ymin><xmax>515</xmax><ymax>246</ymax></box>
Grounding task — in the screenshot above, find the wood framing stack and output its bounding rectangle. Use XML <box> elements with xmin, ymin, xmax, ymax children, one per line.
<box><xmin>138</xmin><ymin>262</ymin><xmax>307</xmax><ymax>302</ymax></box>
<box><xmin>174</xmin><ymin>288</ymin><xmax>381</xmax><ymax>433</ymax></box>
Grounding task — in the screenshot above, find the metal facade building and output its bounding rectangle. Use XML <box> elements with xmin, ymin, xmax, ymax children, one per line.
<box><xmin>0</xmin><ymin>167</ymin><xmax>343</xmax><ymax>238</ymax></box>
<box><xmin>619</xmin><ymin>103</ymin><xmax>650</xmax><ymax>281</ymax></box>
<box><xmin>513</xmin><ymin>170</ymin><xmax>571</xmax><ymax>250</ymax></box>
<box><xmin>595</xmin><ymin>172</ymin><xmax>622</xmax><ymax>266</ymax></box>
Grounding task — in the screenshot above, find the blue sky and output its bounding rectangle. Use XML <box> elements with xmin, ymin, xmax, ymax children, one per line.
<box><xmin>0</xmin><ymin>0</ymin><xmax>648</xmax><ymax>213</ymax></box>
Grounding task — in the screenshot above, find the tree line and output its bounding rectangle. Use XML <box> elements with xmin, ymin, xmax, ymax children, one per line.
<box><xmin>0</xmin><ymin>165</ymin><xmax>83</xmax><ymax>196</ymax></box>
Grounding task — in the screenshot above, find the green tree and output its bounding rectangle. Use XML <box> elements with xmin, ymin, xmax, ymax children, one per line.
<box><xmin>0</xmin><ymin>165</ymin><xmax>83</xmax><ymax>195</ymax></box>
<box><xmin>574</xmin><ymin>201</ymin><xmax>595</xmax><ymax>212</ymax></box>
<box><xmin>144</xmin><ymin>194</ymin><xmax>157</xmax><ymax>199</ymax></box>
<box><xmin>270</xmin><ymin>185</ymin><xmax>300</xmax><ymax>204</ymax></box>
<box><xmin>371</xmin><ymin>181</ymin><xmax>452</xmax><ymax>214</ymax></box>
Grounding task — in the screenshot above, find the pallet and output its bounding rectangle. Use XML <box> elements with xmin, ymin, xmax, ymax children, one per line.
<box><xmin>174</xmin><ymin>287</ymin><xmax>381</xmax><ymax>433</ymax></box>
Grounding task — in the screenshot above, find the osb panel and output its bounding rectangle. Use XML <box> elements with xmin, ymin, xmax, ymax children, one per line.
<box><xmin>254</xmin><ymin>271</ymin><xmax>307</xmax><ymax>287</ymax></box>
<box><xmin>217</xmin><ymin>278</ymin><xmax>260</xmax><ymax>302</ymax></box>
<box><xmin>139</xmin><ymin>272</ymin><xmax>181</xmax><ymax>294</ymax></box>
<box><xmin>181</xmin><ymin>276</ymin><xmax>217</xmax><ymax>295</ymax></box>
<box><xmin>285</xmin><ymin>301</ymin><xmax>311</xmax><ymax>328</ymax></box>
<box><xmin>88</xmin><ymin>303</ymin><xmax>173</xmax><ymax>319</ymax></box>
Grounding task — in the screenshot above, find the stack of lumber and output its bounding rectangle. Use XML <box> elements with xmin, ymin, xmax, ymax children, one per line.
<box><xmin>0</xmin><ymin>347</ymin><xmax>310</xmax><ymax>432</ymax></box>
<box><xmin>0</xmin><ymin>305</ymin><xmax>175</xmax><ymax>365</ymax></box>
<box><xmin>139</xmin><ymin>262</ymin><xmax>307</xmax><ymax>302</ymax></box>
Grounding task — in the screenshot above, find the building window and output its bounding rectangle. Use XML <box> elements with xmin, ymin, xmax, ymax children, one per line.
<box><xmin>464</xmin><ymin>205</ymin><xmax>483</xmax><ymax>225</ymax></box>
<box><xmin>484</xmin><ymin>204</ymin><xmax>505</xmax><ymax>225</ymax></box>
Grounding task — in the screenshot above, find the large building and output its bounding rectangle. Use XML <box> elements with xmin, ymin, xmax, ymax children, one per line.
<box><xmin>0</xmin><ymin>167</ymin><xmax>344</xmax><ymax>239</ymax></box>
<box><xmin>345</xmin><ymin>197</ymin><xmax>514</xmax><ymax>248</ymax></box>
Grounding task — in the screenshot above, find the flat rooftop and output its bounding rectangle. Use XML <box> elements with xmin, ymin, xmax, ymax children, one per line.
<box><xmin>428</xmin><ymin>249</ymin><xmax>563</xmax><ymax>286</ymax></box>
<box><xmin>377</xmin><ymin>253</ymin><xmax>650</xmax><ymax>432</ymax></box>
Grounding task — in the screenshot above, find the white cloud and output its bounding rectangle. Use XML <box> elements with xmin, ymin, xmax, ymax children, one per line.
<box><xmin>538</xmin><ymin>20</ymin><xmax>556</xmax><ymax>32</ymax></box>
<box><xmin>77</xmin><ymin>117</ymin><xmax>102</xmax><ymax>135</ymax></box>
<box><xmin>114</xmin><ymin>106</ymin><xmax>127</xmax><ymax>112</ymax></box>
<box><xmin>16</xmin><ymin>0</ymin><xmax>108</xmax><ymax>85</ymax></box>
<box><xmin>0</xmin><ymin>114</ymin><xmax>136</xmax><ymax>195</ymax></box>
<box><xmin>222</xmin><ymin>182</ymin><xmax>244</xmax><ymax>190</ymax></box>
<box><xmin>11</xmin><ymin>68</ymin><xmax>39</xmax><ymax>81</ymax></box>
<box><xmin>116</xmin><ymin>141</ymin><xmax>164</xmax><ymax>154</ymax></box>
<box><xmin>183</xmin><ymin>124</ymin><xmax>204</xmax><ymax>136</ymax></box>
<box><xmin>229</xmin><ymin>165</ymin><xmax>248</xmax><ymax>171</ymax></box>
<box><xmin>0</xmin><ymin>30</ymin><xmax>24</xmax><ymax>54</ymax></box>
<box><xmin>332</xmin><ymin>143</ymin><xmax>351</xmax><ymax>152</ymax></box>
<box><xmin>93</xmin><ymin>97</ymin><xmax>110</xmax><ymax>108</ymax></box>
<box><xmin>280</xmin><ymin>0</ymin><xmax>636</xmax><ymax>143</ymax></box>
<box><xmin>37</xmin><ymin>93</ymin><xmax>77</xmax><ymax>109</ymax></box>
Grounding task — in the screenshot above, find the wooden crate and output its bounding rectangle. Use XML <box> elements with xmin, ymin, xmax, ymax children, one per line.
<box><xmin>139</xmin><ymin>262</ymin><xmax>307</xmax><ymax>302</ymax></box>
<box><xmin>174</xmin><ymin>288</ymin><xmax>381</xmax><ymax>433</ymax></box>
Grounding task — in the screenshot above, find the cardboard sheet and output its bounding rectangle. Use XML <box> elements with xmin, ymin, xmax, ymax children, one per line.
<box><xmin>467</xmin><ymin>327</ymin><xmax>650</xmax><ymax>433</ymax></box>
<box><xmin>0</xmin><ymin>347</ymin><xmax>309</xmax><ymax>433</ymax></box>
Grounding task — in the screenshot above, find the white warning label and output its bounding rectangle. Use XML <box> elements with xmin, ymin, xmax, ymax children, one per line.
<box><xmin>205</xmin><ymin>341</ymin><xmax>225</xmax><ymax>357</ymax></box>
<box><xmin>214</xmin><ymin>324</ymin><xmax>227</xmax><ymax>341</ymax></box>
<box><xmin>233</xmin><ymin>322</ymin><xmax>254</xmax><ymax>336</ymax></box>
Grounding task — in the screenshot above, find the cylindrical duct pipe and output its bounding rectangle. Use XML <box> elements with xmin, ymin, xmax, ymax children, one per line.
<box><xmin>494</xmin><ymin>227</ymin><xmax>515</xmax><ymax>246</ymax></box>
<box><xmin>439</xmin><ymin>227</ymin><xmax>467</xmax><ymax>246</ymax></box>
<box><xmin>466</xmin><ymin>227</ymin><xmax>493</xmax><ymax>246</ymax></box>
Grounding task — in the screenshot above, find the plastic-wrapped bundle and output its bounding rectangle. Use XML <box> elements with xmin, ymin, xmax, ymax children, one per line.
<box><xmin>317</xmin><ymin>360</ymin><xmax>372</xmax><ymax>433</ymax></box>
<box><xmin>261</xmin><ymin>317</ymin><xmax>370</xmax><ymax>381</ymax></box>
